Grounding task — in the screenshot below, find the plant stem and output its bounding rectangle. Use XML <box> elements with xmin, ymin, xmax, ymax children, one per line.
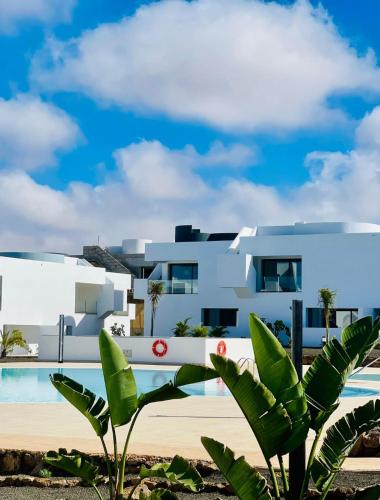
<box><xmin>268</xmin><ymin>461</ymin><xmax>280</xmax><ymax>499</ymax></box>
<box><xmin>299</xmin><ymin>428</ymin><xmax>322</xmax><ymax>499</ymax></box>
<box><xmin>117</xmin><ymin>409</ymin><xmax>142</xmax><ymax>497</ymax></box>
<box><xmin>111</xmin><ymin>425</ymin><xmax>119</xmax><ymax>490</ymax></box>
<box><xmin>319</xmin><ymin>472</ymin><xmax>337</xmax><ymax>500</ymax></box>
<box><xmin>93</xmin><ymin>484</ymin><xmax>105</xmax><ymax>500</ymax></box>
<box><xmin>126</xmin><ymin>479</ymin><xmax>142</xmax><ymax>500</ymax></box>
<box><xmin>278</xmin><ymin>454</ymin><xmax>289</xmax><ymax>497</ymax></box>
<box><xmin>100</xmin><ymin>436</ymin><xmax>114</xmax><ymax>499</ymax></box>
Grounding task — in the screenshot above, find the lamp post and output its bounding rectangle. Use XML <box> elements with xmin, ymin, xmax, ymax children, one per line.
<box><xmin>289</xmin><ymin>300</ymin><xmax>305</xmax><ymax>495</ymax></box>
<box><xmin>58</xmin><ymin>314</ymin><xmax>65</xmax><ymax>364</ymax></box>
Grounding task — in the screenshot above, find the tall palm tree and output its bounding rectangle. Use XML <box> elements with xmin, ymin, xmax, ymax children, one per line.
<box><xmin>148</xmin><ymin>281</ymin><xmax>165</xmax><ymax>337</ymax></box>
<box><xmin>318</xmin><ymin>288</ymin><xmax>336</xmax><ymax>343</ymax></box>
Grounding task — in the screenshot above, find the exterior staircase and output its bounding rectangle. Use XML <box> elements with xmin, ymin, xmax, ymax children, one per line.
<box><xmin>83</xmin><ymin>246</ymin><xmax>133</xmax><ymax>275</ymax></box>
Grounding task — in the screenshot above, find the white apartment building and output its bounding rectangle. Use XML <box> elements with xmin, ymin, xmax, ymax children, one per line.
<box><xmin>0</xmin><ymin>252</ymin><xmax>134</xmax><ymax>350</ymax></box>
<box><xmin>134</xmin><ymin>222</ymin><xmax>380</xmax><ymax>346</ymax></box>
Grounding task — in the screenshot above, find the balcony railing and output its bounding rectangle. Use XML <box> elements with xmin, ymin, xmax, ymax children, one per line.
<box><xmin>261</xmin><ymin>275</ymin><xmax>301</xmax><ymax>292</ymax></box>
<box><xmin>149</xmin><ymin>279</ymin><xmax>198</xmax><ymax>294</ymax></box>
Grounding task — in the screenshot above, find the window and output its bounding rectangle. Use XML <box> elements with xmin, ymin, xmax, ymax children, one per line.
<box><xmin>169</xmin><ymin>263</ymin><xmax>198</xmax><ymax>294</ymax></box>
<box><xmin>75</xmin><ymin>283</ymin><xmax>100</xmax><ymax>313</ymax></box>
<box><xmin>307</xmin><ymin>308</ymin><xmax>358</xmax><ymax>328</ymax></box>
<box><xmin>202</xmin><ymin>308</ymin><xmax>238</xmax><ymax>327</ymax></box>
<box><xmin>261</xmin><ymin>258</ymin><xmax>301</xmax><ymax>292</ymax></box>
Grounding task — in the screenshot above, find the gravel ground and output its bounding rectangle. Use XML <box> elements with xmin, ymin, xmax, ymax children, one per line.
<box><xmin>1</xmin><ymin>470</ymin><xmax>380</xmax><ymax>499</ymax></box>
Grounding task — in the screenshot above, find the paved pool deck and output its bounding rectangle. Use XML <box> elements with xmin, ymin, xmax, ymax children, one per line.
<box><xmin>0</xmin><ymin>362</ymin><xmax>379</xmax><ymax>472</ymax></box>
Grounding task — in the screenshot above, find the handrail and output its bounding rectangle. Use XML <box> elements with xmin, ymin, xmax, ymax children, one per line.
<box><xmin>350</xmin><ymin>356</ymin><xmax>380</xmax><ymax>377</ymax></box>
<box><xmin>237</xmin><ymin>357</ymin><xmax>255</xmax><ymax>374</ymax></box>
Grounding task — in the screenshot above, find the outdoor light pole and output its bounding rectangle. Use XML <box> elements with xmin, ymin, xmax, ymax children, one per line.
<box><xmin>58</xmin><ymin>314</ymin><xmax>65</xmax><ymax>364</ymax></box>
<box><xmin>289</xmin><ymin>299</ymin><xmax>305</xmax><ymax>495</ymax></box>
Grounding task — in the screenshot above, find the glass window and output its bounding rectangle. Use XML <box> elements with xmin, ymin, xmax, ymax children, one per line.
<box><xmin>202</xmin><ymin>308</ymin><xmax>238</xmax><ymax>327</ymax></box>
<box><xmin>169</xmin><ymin>264</ymin><xmax>198</xmax><ymax>294</ymax></box>
<box><xmin>261</xmin><ymin>259</ymin><xmax>301</xmax><ymax>292</ymax></box>
<box><xmin>307</xmin><ymin>308</ymin><xmax>358</xmax><ymax>328</ymax></box>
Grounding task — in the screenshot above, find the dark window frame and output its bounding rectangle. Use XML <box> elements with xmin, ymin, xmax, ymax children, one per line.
<box><xmin>306</xmin><ymin>307</ymin><xmax>358</xmax><ymax>328</ymax></box>
<box><xmin>261</xmin><ymin>258</ymin><xmax>302</xmax><ymax>292</ymax></box>
<box><xmin>202</xmin><ymin>308</ymin><xmax>238</xmax><ymax>327</ymax></box>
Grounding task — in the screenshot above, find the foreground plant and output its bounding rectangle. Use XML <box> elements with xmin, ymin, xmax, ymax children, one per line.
<box><xmin>45</xmin><ymin>329</ymin><xmax>217</xmax><ymax>499</ymax></box>
<box><xmin>201</xmin><ymin>314</ymin><xmax>380</xmax><ymax>499</ymax></box>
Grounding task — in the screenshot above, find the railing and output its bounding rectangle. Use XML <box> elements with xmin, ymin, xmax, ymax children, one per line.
<box><xmin>237</xmin><ymin>357</ymin><xmax>255</xmax><ymax>374</ymax></box>
<box><xmin>261</xmin><ymin>275</ymin><xmax>301</xmax><ymax>292</ymax></box>
<box><xmin>149</xmin><ymin>279</ymin><xmax>198</xmax><ymax>294</ymax></box>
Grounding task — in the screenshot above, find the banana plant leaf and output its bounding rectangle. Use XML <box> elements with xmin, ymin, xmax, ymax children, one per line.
<box><xmin>210</xmin><ymin>353</ymin><xmax>291</xmax><ymax>460</ymax></box>
<box><xmin>140</xmin><ymin>455</ymin><xmax>203</xmax><ymax>492</ymax></box>
<box><xmin>44</xmin><ymin>451</ymin><xmax>99</xmax><ymax>484</ymax></box>
<box><xmin>201</xmin><ymin>437</ymin><xmax>271</xmax><ymax>500</ymax></box>
<box><xmin>249</xmin><ymin>313</ymin><xmax>310</xmax><ymax>453</ymax></box>
<box><xmin>50</xmin><ymin>373</ymin><xmax>109</xmax><ymax>437</ymax></box>
<box><xmin>341</xmin><ymin>316</ymin><xmax>380</xmax><ymax>368</ymax></box>
<box><xmin>311</xmin><ymin>399</ymin><xmax>380</xmax><ymax>491</ymax></box>
<box><xmin>138</xmin><ymin>364</ymin><xmax>218</xmax><ymax>408</ymax></box>
<box><xmin>303</xmin><ymin>338</ymin><xmax>358</xmax><ymax>430</ymax></box>
<box><xmin>349</xmin><ymin>485</ymin><xmax>380</xmax><ymax>500</ymax></box>
<box><xmin>139</xmin><ymin>489</ymin><xmax>178</xmax><ymax>500</ymax></box>
<box><xmin>99</xmin><ymin>329</ymin><xmax>137</xmax><ymax>427</ymax></box>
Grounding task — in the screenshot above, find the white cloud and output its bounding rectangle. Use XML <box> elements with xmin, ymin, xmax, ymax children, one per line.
<box><xmin>0</xmin><ymin>94</ymin><xmax>82</xmax><ymax>170</ymax></box>
<box><xmin>31</xmin><ymin>0</ymin><xmax>380</xmax><ymax>132</ymax></box>
<box><xmin>0</xmin><ymin>0</ymin><xmax>76</xmax><ymax>33</ymax></box>
<box><xmin>3</xmin><ymin>105</ymin><xmax>380</xmax><ymax>252</ymax></box>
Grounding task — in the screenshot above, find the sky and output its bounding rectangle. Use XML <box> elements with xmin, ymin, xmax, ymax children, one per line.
<box><xmin>2</xmin><ymin>0</ymin><xmax>380</xmax><ymax>252</ymax></box>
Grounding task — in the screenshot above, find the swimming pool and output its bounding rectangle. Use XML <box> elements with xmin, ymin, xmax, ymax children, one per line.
<box><xmin>350</xmin><ymin>373</ymin><xmax>380</xmax><ymax>382</ymax></box>
<box><xmin>0</xmin><ymin>367</ymin><xmax>378</xmax><ymax>403</ymax></box>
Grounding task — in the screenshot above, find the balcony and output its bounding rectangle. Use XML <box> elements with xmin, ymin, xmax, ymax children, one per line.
<box><xmin>149</xmin><ymin>279</ymin><xmax>198</xmax><ymax>294</ymax></box>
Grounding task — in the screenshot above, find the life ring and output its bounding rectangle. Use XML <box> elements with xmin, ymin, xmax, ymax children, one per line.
<box><xmin>152</xmin><ymin>339</ymin><xmax>168</xmax><ymax>357</ymax></box>
<box><xmin>217</xmin><ymin>340</ymin><xmax>227</xmax><ymax>356</ymax></box>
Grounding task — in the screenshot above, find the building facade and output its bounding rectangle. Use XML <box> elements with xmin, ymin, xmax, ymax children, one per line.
<box><xmin>0</xmin><ymin>252</ymin><xmax>134</xmax><ymax>349</ymax></box>
<box><xmin>134</xmin><ymin>222</ymin><xmax>380</xmax><ymax>346</ymax></box>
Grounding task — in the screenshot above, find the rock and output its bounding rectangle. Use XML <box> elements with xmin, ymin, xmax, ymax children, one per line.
<box><xmin>124</xmin><ymin>483</ymin><xmax>150</xmax><ymax>499</ymax></box>
<box><xmin>2</xmin><ymin>451</ymin><xmax>21</xmax><ymax>473</ymax></box>
<box><xmin>194</xmin><ymin>460</ymin><xmax>219</xmax><ymax>476</ymax></box>
<box><xmin>362</xmin><ymin>428</ymin><xmax>380</xmax><ymax>449</ymax></box>
<box><xmin>349</xmin><ymin>434</ymin><xmax>364</xmax><ymax>457</ymax></box>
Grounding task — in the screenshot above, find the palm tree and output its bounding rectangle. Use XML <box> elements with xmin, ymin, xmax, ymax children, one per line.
<box><xmin>0</xmin><ymin>329</ymin><xmax>29</xmax><ymax>358</ymax></box>
<box><xmin>148</xmin><ymin>281</ymin><xmax>165</xmax><ymax>337</ymax></box>
<box><xmin>318</xmin><ymin>288</ymin><xmax>336</xmax><ymax>343</ymax></box>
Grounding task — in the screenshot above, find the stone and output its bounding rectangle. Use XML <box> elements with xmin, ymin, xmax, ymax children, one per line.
<box><xmin>362</xmin><ymin>428</ymin><xmax>380</xmax><ymax>449</ymax></box>
<box><xmin>2</xmin><ymin>452</ymin><xmax>21</xmax><ymax>473</ymax></box>
<box><xmin>349</xmin><ymin>434</ymin><xmax>364</xmax><ymax>457</ymax></box>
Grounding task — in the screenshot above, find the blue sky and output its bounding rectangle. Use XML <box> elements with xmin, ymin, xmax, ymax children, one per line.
<box><xmin>2</xmin><ymin>0</ymin><xmax>380</xmax><ymax>251</ymax></box>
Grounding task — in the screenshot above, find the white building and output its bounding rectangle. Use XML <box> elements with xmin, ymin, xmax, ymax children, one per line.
<box><xmin>0</xmin><ymin>252</ymin><xmax>134</xmax><ymax>351</ymax></box>
<box><xmin>134</xmin><ymin>222</ymin><xmax>380</xmax><ymax>346</ymax></box>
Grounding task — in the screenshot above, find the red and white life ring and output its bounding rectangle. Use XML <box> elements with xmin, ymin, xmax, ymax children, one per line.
<box><xmin>217</xmin><ymin>340</ymin><xmax>227</xmax><ymax>356</ymax></box>
<box><xmin>152</xmin><ymin>339</ymin><xmax>168</xmax><ymax>358</ymax></box>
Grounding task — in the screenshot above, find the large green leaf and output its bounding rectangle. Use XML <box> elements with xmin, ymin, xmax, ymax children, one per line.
<box><xmin>44</xmin><ymin>451</ymin><xmax>99</xmax><ymax>484</ymax></box>
<box><xmin>201</xmin><ymin>437</ymin><xmax>271</xmax><ymax>500</ymax></box>
<box><xmin>138</xmin><ymin>364</ymin><xmax>218</xmax><ymax>408</ymax></box>
<box><xmin>249</xmin><ymin>313</ymin><xmax>309</xmax><ymax>453</ymax></box>
<box><xmin>311</xmin><ymin>399</ymin><xmax>380</xmax><ymax>491</ymax></box>
<box><xmin>303</xmin><ymin>338</ymin><xmax>358</xmax><ymax>430</ymax></box>
<box><xmin>50</xmin><ymin>373</ymin><xmax>109</xmax><ymax>437</ymax></box>
<box><xmin>140</xmin><ymin>455</ymin><xmax>203</xmax><ymax>492</ymax></box>
<box><xmin>174</xmin><ymin>364</ymin><xmax>218</xmax><ymax>386</ymax></box>
<box><xmin>349</xmin><ymin>485</ymin><xmax>380</xmax><ymax>500</ymax></box>
<box><xmin>99</xmin><ymin>329</ymin><xmax>137</xmax><ymax>426</ymax></box>
<box><xmin>138</xmin><ymin>383</ymin><xmax>188</xmax><ymax>408</ymax></box>
<box><xmin>210</xmin><ymin>353</ymin><xmax>291</xmax><ymax>459</ymax></box>
<box><xmin>341</xmin><ymin>316</ymin><xmax>380</xmax><ymax>368</ymax></box>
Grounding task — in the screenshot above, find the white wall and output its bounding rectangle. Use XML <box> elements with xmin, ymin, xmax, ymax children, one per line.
<box><xmin>135</xmin><ymin>229</ymin><xmax>380</xmax><ymax>346</ymax></box>
<box><xmin>0</xmin><ymin>255</ymin><xmax>133</xmax><ymax>340</ymax></box>
<box><xmin>38</xmin><ymin>334</ymin><xmax>252</xmax><ymax>365</ymax></box>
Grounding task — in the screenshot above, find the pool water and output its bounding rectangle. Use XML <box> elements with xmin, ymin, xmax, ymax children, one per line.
<box><xmin>350</xmin><ymin>373</ymin><xmax>380</xmax><ymax>382</ymax></box>
<box><xmin>0</xmin><ymin>367</ymin><xmax>378</xmax><ymax>403</ymax></box>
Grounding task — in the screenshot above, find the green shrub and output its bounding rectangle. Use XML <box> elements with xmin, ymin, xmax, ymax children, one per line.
<box><xmin>172</xmin><ymin>318</ymin><xmax>191</xmax><ymax>337</ymax></box>
<box><xmin>208</xmin><ymin>325</ymin><xmax>228</xmax><ymax>338</ymax></box>
<box><xmin>191</xmin><ymin>324</ymin><xmax>209</xmax><ymax>337</ymax></box>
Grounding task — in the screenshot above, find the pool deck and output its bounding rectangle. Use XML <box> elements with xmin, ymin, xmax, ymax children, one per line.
<box><xmin>0</xmin><ymin>362</ymin><xmax>379</xmax><ymax>472</ymax></box>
